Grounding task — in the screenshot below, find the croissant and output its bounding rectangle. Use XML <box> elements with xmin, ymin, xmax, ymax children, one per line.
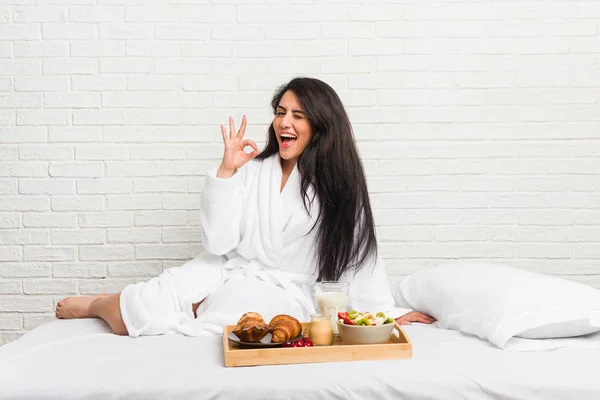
<box><xmin>269</xmin><ymin>314</ymin><xmax>302</xmax><ymax>343</ymax></box>
<box><xmin>232</xmin><ymin>312</ymin><xmax>270</xmax><ymax>343</ymax></box>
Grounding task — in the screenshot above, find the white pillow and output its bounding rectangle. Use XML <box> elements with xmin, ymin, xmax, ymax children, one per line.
<box><xmin>397</xmin><ymin>263</ymin><xmax>600</xmax><ymax>351</ymax></box>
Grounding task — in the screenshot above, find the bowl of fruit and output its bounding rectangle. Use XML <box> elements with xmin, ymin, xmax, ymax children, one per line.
<box><xmin>337</xmin><ymin>311</ymin><xmax>396</xmax><ymax>345</ymax></box>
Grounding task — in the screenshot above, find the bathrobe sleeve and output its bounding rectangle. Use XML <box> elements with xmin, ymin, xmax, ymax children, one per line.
<box><xmin>199</xmin><ymin>165</ymin><xmax>247</xmax><ymax>256</ymax></box>
<box><xmin>343</xmin><ymin>253</ymin><xmax>412</xmax><ymax>320</ymax></box>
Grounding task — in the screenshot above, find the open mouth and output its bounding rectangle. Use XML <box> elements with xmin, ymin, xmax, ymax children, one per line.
<box><xmin>280</xmin><ymin>133</ymin><xmax>297</xmax><ymax>148</ymax></box>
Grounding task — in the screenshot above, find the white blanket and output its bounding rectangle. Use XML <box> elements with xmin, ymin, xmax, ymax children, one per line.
<box><xmin>121</xmin><ymin>155</ymin><xmax>409</xmax><ymax>337</ymax></box>
<box><xmin>2</xmin><ymin>319</ymin><xmax>599</xmax><ymax>400</ymax></box>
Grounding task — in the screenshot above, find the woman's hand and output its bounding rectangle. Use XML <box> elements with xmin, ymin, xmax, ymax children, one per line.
<box><xmin>395</xmin><ymin>311</ymin><xmax>436</xmax><ymax>325</ymax></box>
<box><xmin>217</xmin><ymin>115</ymin><xmax>260</xmax><ymax>178</ymax></box>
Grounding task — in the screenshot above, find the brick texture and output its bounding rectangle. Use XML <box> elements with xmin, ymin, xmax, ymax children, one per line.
<box><xmin>1</xmin><ymin>1</ymin><xmax>600</xmax><ymax>343</ymax></box>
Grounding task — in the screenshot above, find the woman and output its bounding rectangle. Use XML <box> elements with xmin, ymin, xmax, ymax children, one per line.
<box><xmin>56</xmin><ymin>77</ymin><xmax>434</xmax><ymax>337</ymax></box>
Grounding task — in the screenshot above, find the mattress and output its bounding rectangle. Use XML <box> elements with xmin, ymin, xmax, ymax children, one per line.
<box><xmin>1</xmin><ymin>319</ymin><xmax>599</xmax><ymax>400</ymax></box>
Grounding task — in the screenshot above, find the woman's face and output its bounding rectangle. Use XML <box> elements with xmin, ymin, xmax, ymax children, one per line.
<box><xmin>273</xmin><ymin>90</ymin><xmax>312</xmax><ymax>165</ymax></box>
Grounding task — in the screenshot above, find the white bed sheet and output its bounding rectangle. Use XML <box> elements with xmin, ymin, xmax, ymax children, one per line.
<box><xmin>1</xmin><ymin>319</ymin><xmax>599</xmax><ymax>400</ymax></box>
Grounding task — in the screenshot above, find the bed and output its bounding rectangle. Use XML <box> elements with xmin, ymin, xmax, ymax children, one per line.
<box><xmin>1</xmin><ymin>318</ymin><xmax>599</xmax><ymax>400</ymax></box>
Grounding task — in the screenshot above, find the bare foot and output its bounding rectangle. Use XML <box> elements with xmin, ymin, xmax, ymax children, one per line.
<box><xmin>56</xmin><ymin>294</ymin><xmax>109</xmax><ymax>319</ymax></box>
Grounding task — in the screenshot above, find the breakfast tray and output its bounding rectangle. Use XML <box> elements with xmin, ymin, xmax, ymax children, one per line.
<box><xmin>223</xmin><ymin>322</ymin><xmax>412</xmax><ymax>367</ymax></box>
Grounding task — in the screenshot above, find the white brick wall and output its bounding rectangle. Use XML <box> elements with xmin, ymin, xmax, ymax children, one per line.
<box><xmin>1</xmin><ymin>1</ymin><xmax>600</xmax><ymax>344</ymax></box>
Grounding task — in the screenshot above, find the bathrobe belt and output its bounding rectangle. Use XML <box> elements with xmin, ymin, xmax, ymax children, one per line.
<box><xmin>221</xmin><ymin>255</ymin><xmax>317</xmax><ymax>317</ymax></box>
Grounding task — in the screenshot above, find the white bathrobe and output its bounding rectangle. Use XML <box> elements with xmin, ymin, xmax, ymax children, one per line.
<box><xmin>120</xmin><ymin>155</ymin><xmax>411</xmax><ymax>337</ymax></box>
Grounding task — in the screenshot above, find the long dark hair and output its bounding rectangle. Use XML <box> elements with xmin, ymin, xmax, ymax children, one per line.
<box><xmin>256</xmin><ymin>77</ymin><xmax>378</xmax><ymax>282</ymax></box>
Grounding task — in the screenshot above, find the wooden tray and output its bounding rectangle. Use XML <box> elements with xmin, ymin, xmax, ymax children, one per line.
<box><xmin>223</xmin><ymin>322</ymin><xmax>412</xmax><ymax>367</ymax></box>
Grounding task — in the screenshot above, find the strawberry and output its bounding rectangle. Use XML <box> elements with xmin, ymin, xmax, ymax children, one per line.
<box><xmin>338</xmin><ymin>311</ymin><xmax>348</xmax><ymax>320</ymax></box>
<box><xmin>343</xmin><ymin>317</ymin><xmax>354</xmax><ymax>325</ymax></box>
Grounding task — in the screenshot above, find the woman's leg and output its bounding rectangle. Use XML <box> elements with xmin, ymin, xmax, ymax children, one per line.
<box><xmin>56</xmin><ymin>293</ymin><xmax>128</xmax><ymax>336</ymax></box>
<box><xmin>57</xmin><ymin>294</ymin><xmax>204</xmax><ymax>336</ymax></box>
<box><xmin>192</xmin><ymin>300</ymin><xmax>204</xmax><ymax>318</ymax></box>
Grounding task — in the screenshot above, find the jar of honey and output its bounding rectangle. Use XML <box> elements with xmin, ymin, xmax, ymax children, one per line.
<box><xmin>308</xmin><ymin>313</ymin><xmax>334</xmax><ymax>346</ymax></box>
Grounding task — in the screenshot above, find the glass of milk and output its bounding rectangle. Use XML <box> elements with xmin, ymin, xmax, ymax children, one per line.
<box><xmin>314</xmin><ymin>281</ymin><xmax>349</xmax><ymax>335</ymax></box>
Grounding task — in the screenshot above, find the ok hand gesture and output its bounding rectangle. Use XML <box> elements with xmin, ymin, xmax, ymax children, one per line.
<box><xmin>217</xmin><ymin>115</ymin><xmax>260</xmax><ymax>178</ymax></box>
